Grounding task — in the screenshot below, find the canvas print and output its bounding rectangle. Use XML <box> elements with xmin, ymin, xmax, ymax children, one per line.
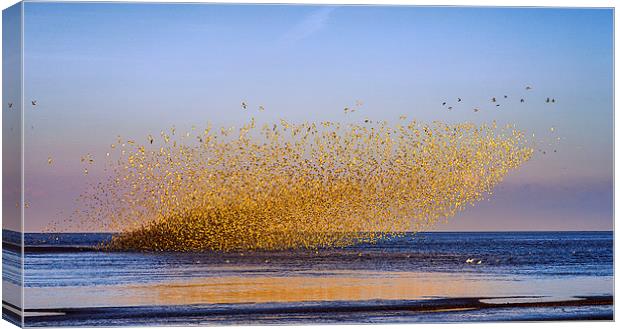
<box><xmin>2</xmin><ymin>2</ymin><xmax>614</xmax><ymax>327</ymax></box>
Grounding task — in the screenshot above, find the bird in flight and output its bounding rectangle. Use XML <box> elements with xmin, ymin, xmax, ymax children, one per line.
<box><xmin>258</xmin><ymin>106</ymin><xmax>265</xmax><ymax>112</ymax></box>
<box><xmin>551</xmin><ymin>98</ymin><xmax>556</xmax><ymax>103</ymax></box>
<box><xmin>520</xmin><ymin>99</ymin><xmax>525</xmax><ymax>103</ymax></box>
<box><xmin>473</xmin><ymin>108</ymin><xmax>479</xmax><ymax>112</ymax></box>
<box><xmin>241</xmin><ymin>102</ymin><xmax>247</xmax><ymax>110</ymax></box>
<box><xmin>546</xmin><ymin>97</ymin><xmax>550</xmax><ymax>103</ymax></box>
<box><xmin>457</xmin><ymin>98</ymin><xmax>462</xmax><ymax>102</ymax></box>
<box><xmin>442</xmin><ymin>102</ymin><xmax>446</xmax><ymax>106</ymax></box>
<box><xmin>447</xmin><ymin>106</ymin><xmax>453</xmax><ymax>110</ymax></box>
<box><xmin>525</xmin><ymin>86</ymin><xmax>532</xmax><ymax>90</ymax></box>
<box><xmin>491</xmin><ymin>97</ymin><xmax>496</xmax><ymax>103</ymax></box>
<box><xmin>31</xmin><ymin>100</ymin><xmax>37</xmax><ymax>106</ymax></box>
<box><xmin>8</xmin><ymin>102</ymin><xmax>13</xmax><ymax>109</ymax></box>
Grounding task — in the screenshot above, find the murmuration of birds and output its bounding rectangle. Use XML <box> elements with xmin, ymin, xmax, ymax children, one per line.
<box><xmin>64</xmin><ymin>117</ymin><xmax>534</xmax><ymax>252</ymax></box>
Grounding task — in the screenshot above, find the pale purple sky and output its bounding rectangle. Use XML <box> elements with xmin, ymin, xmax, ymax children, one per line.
<box><xmin>5</xmin><ymin>3</ymin><xmax>612</xmax><ymax>232</ymax></box>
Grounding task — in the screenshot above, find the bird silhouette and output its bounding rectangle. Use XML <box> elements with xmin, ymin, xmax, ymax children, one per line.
<box><xmin>551</xmin><ymin>98</ymin><xmax>555</xmax><ymax>103</ymax></box>
<box><xmin>491</xmin><ymin>97</ymin><xmax>496</xmax><ymax>103</ymax></box>
<box><xmin>241</xmin><ymin>102</ymin><xmax>247</xmax><ymax>109</ymax></box>
<box><xmin>457</xmin><ymin>98</ymin><xmax>462</xmax><ymax>102</ymax></box>
<box><xmin>546</xmin><ymin>98</ymin><xmax>550</xmax><ymax>103</ymax></box>
<box><xmin>504</xmin><ymin>95</ymin><xmax>508</xmax><ymax>99</ymax></box>
<box><xmin>31</xmin><ymin>100</ymin><xmax>37</xmax><ymax>106</ymax></box>
<box><xmin>442</xmin><ymin>102</ymin><xmax>446</xmax><ymax>106</ymax></box>
<box><xmin>8</xmin><ymin>102</ymin><xmax>13</xmax><ymax>109</ymax></box>
<box><xmin>520</xmin><ymin>99</ymin><xmax>525</xmax><ymax>103</ymax></box>
<box><xmin>525</xmin><ymin>86</ymin><xmax>532</xmax><ymax>90</ymax></box>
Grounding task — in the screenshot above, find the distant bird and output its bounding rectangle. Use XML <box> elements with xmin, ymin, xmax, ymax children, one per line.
<box><xmin>148</xmin><ymin>135</ymin><xmax>154</xmax><ymax>144</ymax></box>
<box><xmin>466</xmin><ymin>258</ymin><xmax>474</xmax><ymax>263</ymax></box>
<box><xmin>241</xmin><ymin>101</ymin><xmax>247</xmax><ymax>109</ymax></box>
<box><xmin>473</xmin><ymin>108</ymin><xmax>479</xmax><ymax>112</ymax></box>
<box><xmin>8</xmin><ymin>102</ymin><xmax>13</xmax><ymax>109</ymax></box>
<box><xmin>546</xmin><ymin>97</ymin><xmax>550</xmax><ymax>103</ymax></box>
<box><xmin>442</xmin><ymin>102</ymin><xmax>446</xmax><ymax>106</ymax></box>
<box><xmin>520</xmin><ymin>98</ymin><xmax>525</xmax><ymax>103</ymax></box>
<box><xmin>504</xmin><ymin>95</ymin><xmax>508</xmax><ymax>99</ymax></box>
<box><xmin>258</xmin><ymin>105</ymin><xmax>265</xmax><ymax>112</ymax></box>
<box><xmin>525</xmin><ymin>86</ymin><xmax>532</xmax><ymax>90</ymax></box>
<box><xmin>31</xmin><ymin>100</ymin><xmax>37</xmax><ymax>106</ymax></box>
<box><xmin>496</xmin><ymin>104</ymin><xmax>500</xmax><ymax>107</ymax></box>
<box><xmin>47</xmin><ymin>157</ymin><xmax>53</xmax><ymax>165</ymax></box>
<box><xmin>477</xmin><ymin>260</ymin><xmax>482</xmax><ymax>264</ymax></box>
<box><xmin>344</xmin><ymin>107</ymin><xmax>350</xmax><ymax>113</ymax></box>
<box><xmin>447</xmin><ymin>106</ymin><xmax>453</xmax><ymax>110</ymax></box>
<box><xmin>551</xmin><ymin>98</ymin><xmax>555</xmax><ymax>103</ymax></box>
<box><xmin>491</xmin><ymin>97</ymin><xmax>496</xmax><ymax>103</ymax></box>
<box><xmin>457</xmin><ymin>98</ymin><xmax>462</xmax><ymax>102</ymax></box>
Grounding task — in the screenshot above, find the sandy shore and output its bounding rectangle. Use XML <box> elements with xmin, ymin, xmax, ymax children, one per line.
<box><xmin>9</xmin><ymin>295</ymin><xmax>612</xmax><ymax>326</ymax></box>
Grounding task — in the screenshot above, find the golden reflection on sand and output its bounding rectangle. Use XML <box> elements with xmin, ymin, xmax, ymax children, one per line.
<box><xmin>144</xmin><ymin>271</ymin><xmax>484</xmax><ymax>305</ymax></box>
<box><xmin>25</xmin><ymin>271</ymin><xmax>482</xmax><ymax>309</ymax></box>
<box><xmin>24</xmin><ymin>271</ymin><xmax>612</xmax><ymax>309</ymax></box>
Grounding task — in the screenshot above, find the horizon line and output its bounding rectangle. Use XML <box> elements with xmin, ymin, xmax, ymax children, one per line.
<box><xmin>5</xmin><ymin>229</ymin><xmax>614</xmax><ymax>234</ymax></box>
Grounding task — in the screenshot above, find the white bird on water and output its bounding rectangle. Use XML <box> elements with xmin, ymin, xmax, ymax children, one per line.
<box><xmin>466</xmin><ymin>258</ymin><xmax>474</xmax><ymax>264</ymax></box>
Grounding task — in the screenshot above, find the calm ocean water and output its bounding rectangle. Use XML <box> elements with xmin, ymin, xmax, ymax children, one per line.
<box><xmin>2</xmin><ymin>231</ymin><xmax>614</xmax><ymax>326</ymax></box>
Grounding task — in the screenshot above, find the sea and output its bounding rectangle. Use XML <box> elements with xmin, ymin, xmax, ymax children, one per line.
<box><xmin>2</xmin><ymin>231</ymin><xmax>614</xmax><ymax>326</ymax></box>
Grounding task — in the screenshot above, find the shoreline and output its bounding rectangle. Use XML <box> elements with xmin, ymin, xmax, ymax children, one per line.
<box><xmin>12</xmin><ymin>295</ymin><xmax>613</xmax><ymax>326</ymax></box>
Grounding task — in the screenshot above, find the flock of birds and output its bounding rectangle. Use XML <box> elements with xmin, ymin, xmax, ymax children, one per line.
<box><xmin>439</xmin><ymin>86</ymin><xmax>556</xmax><ymax>113</ymax></box>
<box><xmin>54</xmin><ymin>117</ymin><xmax>536</xmax><ymax>252</ymax></box>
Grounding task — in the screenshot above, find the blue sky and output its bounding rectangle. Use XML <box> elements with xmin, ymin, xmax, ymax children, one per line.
<box><xmin>16</xmin><ymin>3</ymin><xmax>613</xmax><ymax>231</ymax></box>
